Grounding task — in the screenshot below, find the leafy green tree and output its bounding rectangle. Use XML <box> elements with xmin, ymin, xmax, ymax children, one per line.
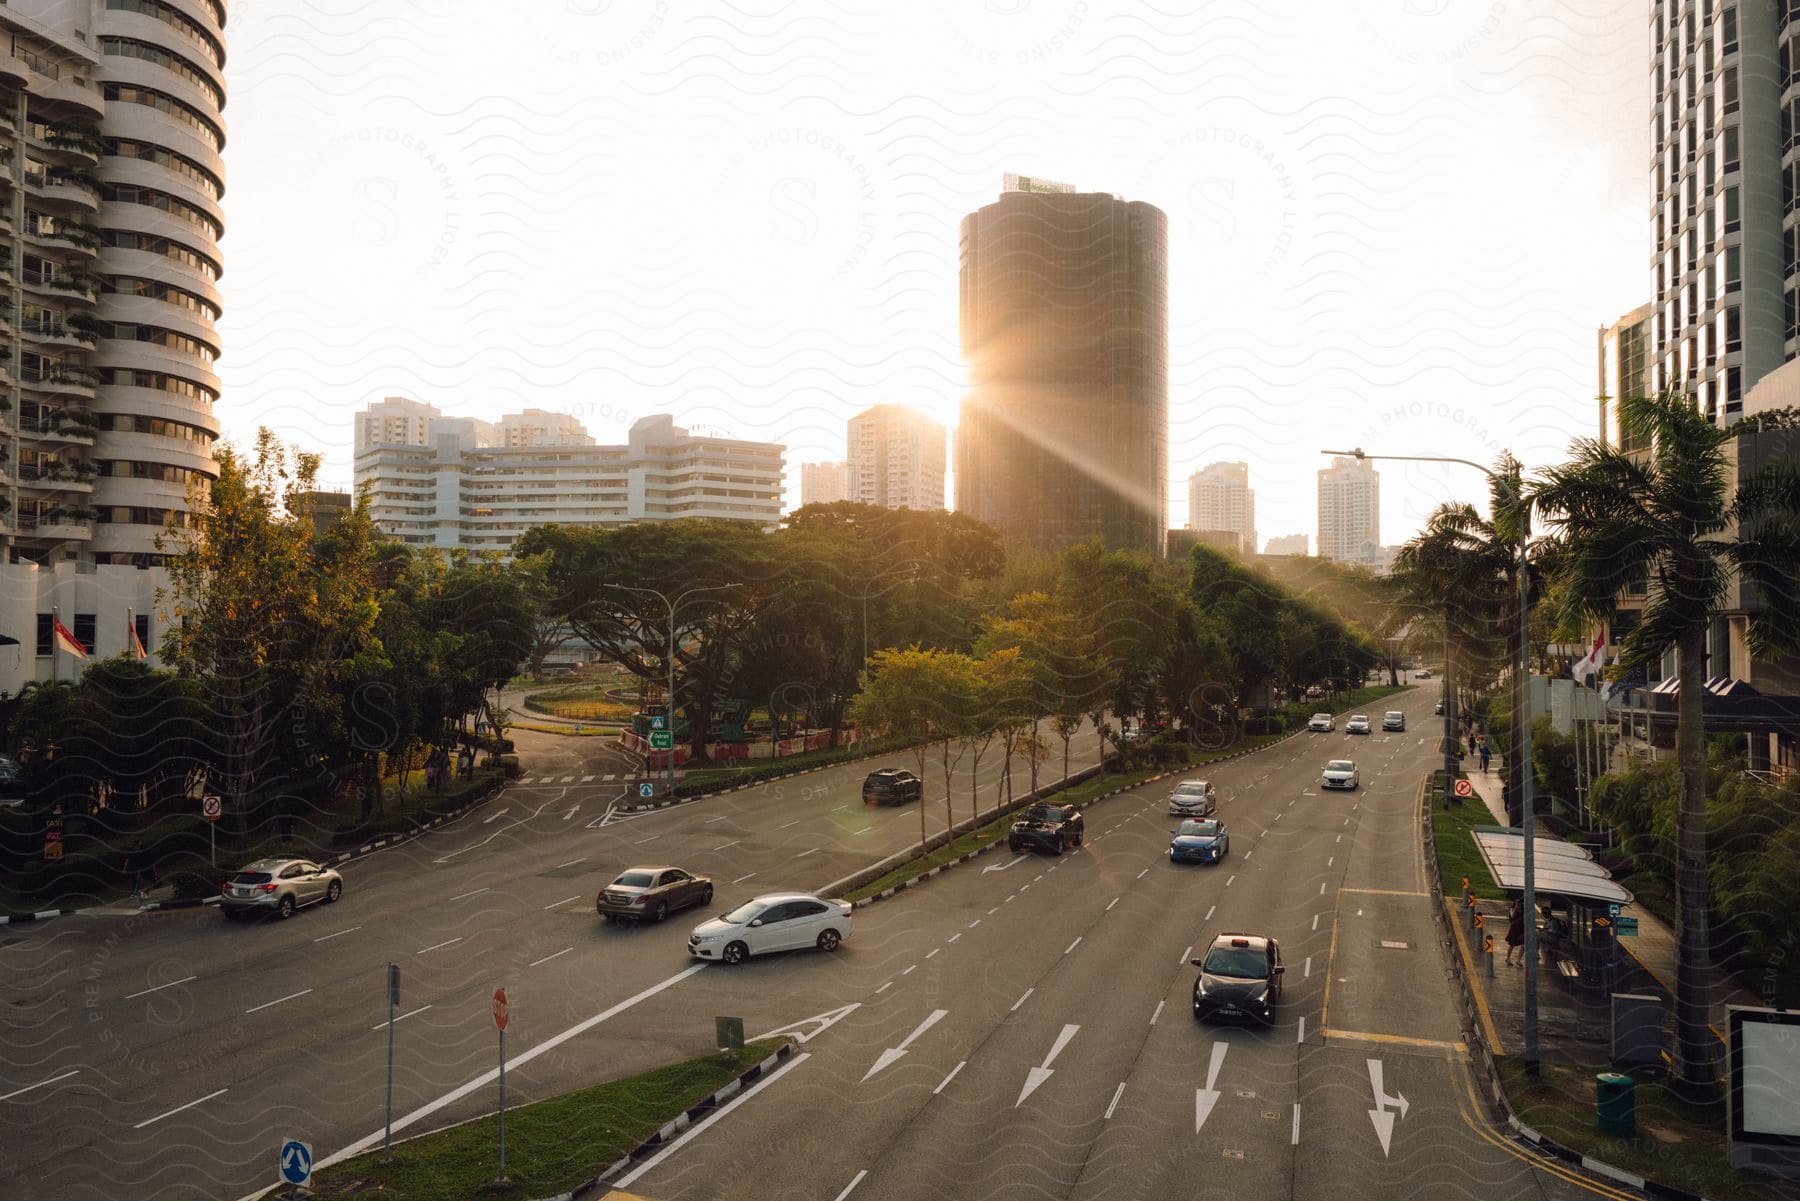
<box><xmin>851</xmin><ymin>646</ymin><xmax>978</xmax><ymax>852</ymax></box>
<box><xmin>1532</xmin><ymin>390</ymin><xmax>1800</xmax><ymax>1091</ymax></box>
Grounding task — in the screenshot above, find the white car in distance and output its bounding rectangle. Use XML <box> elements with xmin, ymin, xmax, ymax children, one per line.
<box><xmin>688</xmin><ymin>892</ymin><xmax>852</xmax><ymax>965</ymax></box>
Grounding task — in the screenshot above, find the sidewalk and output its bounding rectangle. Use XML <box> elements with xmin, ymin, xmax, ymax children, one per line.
<box><xmin>1461</xmin><ymin>754</ymin><xmax>1756</xmax><ymax>1049</ymax></box>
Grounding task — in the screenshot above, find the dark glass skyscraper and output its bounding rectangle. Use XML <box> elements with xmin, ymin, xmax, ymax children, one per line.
<box><xmin>956</xmin><ymin>182</ymin><xmax>1168</xmax><ymax>556</ymax></box>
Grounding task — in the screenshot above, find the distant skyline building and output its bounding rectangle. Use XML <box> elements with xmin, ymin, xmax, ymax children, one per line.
<box><xmin>955</xmin><ymin>178</ymin><xmax>1168</xmax><ymax>556</ymax></box>
<box><xmin>847</xmin><ymin>404</ymin><xmax>946</xmax><ymax>511</ymax></box>
<box><xmin>1598</xmin><ymin>304</ymin><xmax>1653</xmax><ymax>450</ymax></box>
<box><xmin>1317</xmin><ymin>457</ymin><xmax>1380</xmax><ymax>564</ymax></box>
<box><xmin>1186</xmin><ymin>461</ymin><xmax>1256</xmax><ymax>556</ymax></box>
<box><xmin>354</xmin><ymin>406</ymin><xmax>784</xmax><ymax>553</ymax></box>
<box><xmin>800</xmin><ymin>460</ymin><xmax>848</xmax><ymax>508</ymax></box>
<box><xmin>1263</xmin><ymin>533</ymin><xmax>1308</xmax><ymax>557</ymax></box>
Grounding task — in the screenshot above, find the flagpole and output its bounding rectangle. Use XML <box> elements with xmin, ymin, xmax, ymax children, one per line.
<box><xmin>51</xmin><ymin>606</ymin><xmax>57</xmax><ymax>686</ymax></box>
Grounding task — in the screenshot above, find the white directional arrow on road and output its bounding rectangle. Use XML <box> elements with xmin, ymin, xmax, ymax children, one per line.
<box><xmin>1016</xmin><ymin>1024</ymin><xmax>1080</xmax><ymax>1107</ymax></box>
<box><xmin>983</xmin><ymin>854</ymin><xmax>1029</xmax><ymax>874</ymax></box>
<box><xmin>1366</xmin><ymin>1058</ymin><xmax>1410</xmax><ymax>1156</ymax></box>
<box><xmin>752</xmin><ymin>1004</ymin><xmax>862</xmax><ymax>1045</ymax></box>
<box><xmin>862</xmin><ymin>1009</ymin><xmax>948</xmax><ymax>1082</ymax></box>
<box><xmin>1195</xmin><ymin>1041</ymin><xmax>1230</xmax><ymax>1133</ymax></box>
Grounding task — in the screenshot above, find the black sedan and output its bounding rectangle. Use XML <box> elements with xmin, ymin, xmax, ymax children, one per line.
<box><xmin>1008</xmin><ymin>802</ymin><xmax>1084</xmax><ymax>855</ymax></box>
<box><xmin>1191</xmin><ymin>932</ymin><xmax>1284</xmax><ymax>1024</ymax></box>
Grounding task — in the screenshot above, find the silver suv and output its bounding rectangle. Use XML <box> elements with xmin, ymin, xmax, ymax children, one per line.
<box><xmin>1168</xmin><ymin>779</ymin><xmax>1218</xmax><ymax>818</ymax></box>
<box><xmin>221</xmin><ymin>858</ymin><xmax>343</xmax><ymax>920</ymax></box>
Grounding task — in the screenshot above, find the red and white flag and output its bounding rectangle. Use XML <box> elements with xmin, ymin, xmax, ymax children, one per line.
<box><xmin>128</xmin><ymin>621</ymin><xmax>146</xmax><ymax>660</ymax></box>
<box><xmin>52</xmin><ymin>615</ymin><xmax>88</xmax><ymax>659</ymax></box>
<box><xmin>1571</xmin><ymin>628</ymin><xmax>1606</xmax><ymax>687</ymax></box>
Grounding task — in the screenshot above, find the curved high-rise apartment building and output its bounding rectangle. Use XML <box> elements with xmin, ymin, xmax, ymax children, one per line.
<box><xmin>0</xmin><ymin>0</ymin><xmax>224</xmax><ymax>567</ymax></box>
<box><xmin>956</xmin><ymin>179</ymin><xmax>1168</xmax><ymax>556</ymax></box>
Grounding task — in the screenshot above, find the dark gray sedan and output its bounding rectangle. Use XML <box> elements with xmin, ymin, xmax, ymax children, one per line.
<box><xmin>597</xmin><ymin>865</ymin><xmax>714</xmax><ymax>924</ymax></box>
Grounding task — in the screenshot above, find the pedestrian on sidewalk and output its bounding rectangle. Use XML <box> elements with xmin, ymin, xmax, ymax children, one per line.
<box><xmin>1504</xmin><ymin>899</ymin><xmax>1525</xmax><ymax>966</ymax></box>
<box><xmin>1479</xmin><ymin>743</ymin><xmax>1491</xmax><ymax>772</ymax></box>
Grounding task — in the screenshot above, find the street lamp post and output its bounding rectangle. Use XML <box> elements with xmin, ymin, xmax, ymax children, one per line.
<box><xmin>602</xmin><ymin>582</ymin><xmax>742</xmax><ymax>797</ymax></box>
<box><xmin>1323</xmin><ymin>448</ymin><xmax>1540</xmax><ymax>1076</ymax></box>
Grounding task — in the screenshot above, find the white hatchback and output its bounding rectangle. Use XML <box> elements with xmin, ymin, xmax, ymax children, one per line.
<box><xmin>688</xmin><ymin>892</ymin><xmax>852</xmax><ymax>965</ymax></box>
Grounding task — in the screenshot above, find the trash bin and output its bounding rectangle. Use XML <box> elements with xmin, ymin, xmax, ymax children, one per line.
<box><xmin>1596</xmin><ymin>1072</ymin><xmax>1635</xmax><ymax>1136</ymax></box>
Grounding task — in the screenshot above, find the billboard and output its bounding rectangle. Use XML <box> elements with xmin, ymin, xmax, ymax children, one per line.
<box><xmin>1003</xmin><ymin>173</ymin><xmax>1076</xmax><ymax>194</ymax></box>
<box><xmin>1729</xmin><ymin>1006</ymin><xmax>1800</xmax><ymax>1176</ymax></box>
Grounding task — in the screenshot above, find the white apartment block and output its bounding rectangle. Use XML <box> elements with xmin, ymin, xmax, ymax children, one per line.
<box><xmin>1186</xmin><ymin>461</ymin><xmax>1256</xmax><ymax>555</ymax></box>
<box><xmin>1263</xmin><ymin>533</ymin><xmax>1308</xmax><ymax>557</ymax></box>
<box><xmin>846</xmin><ymin>404</ymin><xmax>946</xmax><ymax>511</ymax></box>
<box><xmin>354</xmin><ymin>409</ymin><xmax>785</xmax><ymax>553</ymax></box>
<box><xmin>1317</xmin><ymin>457</ymin><xmax>1379</xmax><ymax>564</ymax></box>
<box><xmin>1649</xmin><ymin>1</ymin><xmax>1786</xmax><ymax>425</ymax></box>
<box><xmin>800</xmin><ymin>460</ymin><xmax>848</xmax><ymax>507</ymax></box>
<box><xmin>495</xmin><ymin>409</ymin><xmax>592</xmax><ymax>448</ymax></box>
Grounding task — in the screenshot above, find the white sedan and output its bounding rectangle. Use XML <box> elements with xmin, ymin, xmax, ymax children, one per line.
<box><xmin>688</xmin><ymin>892</ymin><xmax>852</xmax><ymax>965</ymax></box>
<box><xmin>1321</xmin><ymin>760</ymin><xmax>1360</xmax><ymax>790</ymax></box>
<box><xmin>1308</xmin><ymin>713</ymin><xmax>1335</xmax><ymax>732</ymax></box>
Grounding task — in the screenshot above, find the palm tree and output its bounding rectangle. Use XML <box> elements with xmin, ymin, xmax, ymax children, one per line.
<box><xmin>1532</xmin><ymin>390</ymin><xmax>1800</xmax><ymax>1092</ymax></box>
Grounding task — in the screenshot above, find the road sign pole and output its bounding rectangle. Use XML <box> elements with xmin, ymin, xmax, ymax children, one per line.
<box><xmin>384</xmin><ymin>963</ymin><xmax>398</xmax><ymax>1162</ymax></box>
<box><xmin>497</xmin><ymin>1025</ymin><xmax>506</xmax><ymax>1182</ymax></box>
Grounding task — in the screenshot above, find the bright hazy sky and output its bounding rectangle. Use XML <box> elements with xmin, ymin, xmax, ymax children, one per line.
<box><xmin>217</xmin><ymin>0</ymin><xmax>1647</xmax><ymax>550</ymax></box>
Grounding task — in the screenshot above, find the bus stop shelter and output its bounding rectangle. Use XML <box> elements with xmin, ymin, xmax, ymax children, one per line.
<box><xmin>1472</xmin><ymin>826</ymin><xmax>1634</xmax><ymax>991</ymax></box>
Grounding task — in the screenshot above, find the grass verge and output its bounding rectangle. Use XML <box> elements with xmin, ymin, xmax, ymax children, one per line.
<box><xmin>1429</xmin><ymin>769</ymin><xmax>1503</xmax><ymax>903</ymax></box>
<box><xmin>308</xmin><ymin>1039</ymin><xmax>786</xmax><ymax>1201</ymax></box>
<box><xmin>844</xmin><ymin>733</ymin><xmax>1290</xmax><ymax>902</ymax></box>
<box><xmin>1495</xmin><ymin>1058</ymin><xmax>1788</xmax><ymax>1201</ymax></box>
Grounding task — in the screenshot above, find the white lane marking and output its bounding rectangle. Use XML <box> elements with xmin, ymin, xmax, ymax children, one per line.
<box><xmin>779</xmin><ymin>820</ymin><xmax>800</xmax><ymax>829</ymax></box>
<box><xmin>134</xmin><ymin>1088</ymin><xmax>226</xmax><ymax>1129</ymax></box>
<box><xmin>483</xmin><ymin>809</ymin><xmax>510</xmax><ymax>825</ymax></box>
<box><xmin>834</xmin><ymin>805</ymin><xmax>851</xmax><ymax>812</ymax></box>
<box><xmin>1178</xmin><ymin>945</ymin><xmax>1192</xmax><ymax>964</ymax></box>
<box><xmin>556</xmin><ymin>858</ymin><xmax>586</xmax><ymax>869</ymax></box>
<box><xmin>635</xmin><ymin>835</ymin><xmax>660</xmax><ymax>845</ymax></box>
<box><xmin>244</xmin><ymin>988</ymin><xmax>313</xmax><ymax>1015</ymax></box>
<box><xmin>875</xmin><ymin>981</ymin><xmax>892</xmax><ymax>994</ymax></box>
<box><xmin>714</xmin><ymin>841</ymin><xmax>740</xmax><ymax>851</ymax></box>
<box><xmin>926</xmin><ymin>948</ymin><xmax>940</xmax><ymax>959</ymax></box>
<box><xmin>563</xmin><ymin>806</ymin><xmax>579</xmax><ymax>821</ymax></box>
<box><xmin>861</xmin><ymin>1009</ymin><xmax>950</xmax><ymax>1081</ymax></box>
<box><xmin>1304</xmin><ymin>957</ymin><xmax>1312</xmax><ymax>978</ymax></box>
<box><xmin>1034</xmin><ymin>873</ymin><xmax>1045</xmax><ymax>882</ymax></box>
<box><xmin>901</xmin><ymin>965</ymin><xmax>916</xmax><ymax>976</ymax></box>
<box><xmin>1298</xmin><ymin>1016</ymin><xmax>1307</xmax><ymax>1043</ymax></box>
<box><xmin>1136</xmin><ymin>868</ymin><xmax>1148</xmax><ymax>879</ymax></box>
<box><xmin>1196</xmin><ymin>1041</ymin><xmax>1229</xmax><ymax>1131</ymax></box>
<box><xmin>1105</xmin><ymin>1082</ymin><xmax>1127</xmax><ymax>1120</ymax></box>
<box><xmin>968</xmin><ymin>919</ymin><xmax>982</xmax><ymax>929</ymax></box>
<box><xmin>416</xmin><ymin>937</ymin><xmax>463</xmax><ymax>955</ymax></box>
<box><xmin>1327</xmin><ymin>857</ymin><xmax>1334</xmax><ymax>867</ymax></box>
<box><xmin>1245</xmin><ymin>850</ymin><xmax>1253</xmax><ymax>860</ymax></box>
<box><xmin>321</xmin><ymin>965</ymin><xmax>709</xmax><ymax>1176</ymax></box>
<box><xmin>544</xmin><ymin>894</ymin><xmax>581</xmax><ymax>910</ymax></box>
<box><xmin>797</xmin><ymin>848</ymin><xmax>819</xmax><ymax>858</ymax></box>
<box><xmin>561</xmin><ymin>775</ymin><xmax>576</xmax><ymax>783</ymax></box>
<box><xmin>1312</xmin><ymin>914</ymin><xmax>1320</xmax><ymax>931</ymax></box>
<box><xmin>833</xmin><ymin>1169</ymin><xmax>869</xmax><ymax>1201</ymax></box>
<box><xmin>1319</xmin><ymin>882</ymin><xmax>1327</xmax><ymax>896</ymax></box>
<box><xmin>1106</xmin><ymin>897</ymin><xmax>1119</xmax><ymax>912</ymax></box>
<box><xmin>1011</xmin><ymin>988</ymin><xmax>1033</xmax><ymax>1012</ymax></box>
<box><xmin>947</xmin><ymin>933</ymin><xmax>962</xmax><ymax>944</ymax></box>
<box><xmin>734</xmin><ymin>873</ymin><xmax>757</xmax><ymax>884</ymax></box>
<box><xmin>1150</xmin><ymin>1000</ymin><xmax>1165</xmax><ymax>1025</ymax></box>
<box><xmin>933</xmin><ymin>1060</ymin><xmax>966</xmax><ymax>1095</ymax></box>
<box><xmin>1292</xmin><ymin>1102</ymin><xmax>1301</xmax><ymax>1145</ymax></box>
<box><xmin>1065</xmin><ymin>937</ymin><xmax>1082</xmax><ymax>955</ymax></box>
<box><xmin>373</xmin><ymin>1004</ymin><xmax>432</xmax><ymax>1030</ymax></box>
<box><xmin>530</xmin><ymin>948</ymin><xmax>572</xmax><ymax>967</ymax></box>
<box><xmin>450</xmin><ymin>887</ymin><xmax>488</xmax><ymax>902</ymax></box>
<box><xmin>125</xmin><ymin>975</ymin><xmax>195</xmax><ymax>1000</ymax></box>
<box><xmin>603</xmin><ymin>773</ymin><xmax>617</xmax><ymax>781</ymax></box>
<box><xmin>582</xmin><ymin>775</ymin><xmax>595</xmax><ymax>782</ymax></box>
<box><xmin>706</xmin><ymin>815</ymin><xmax>728</xmax><ymax>824</ymax></box>
<box><xmin>0</xmin><ymin>1068</ymin><xmax>78</xmax><ymax>1102</ymax></box>
<box><xmin>313</xmin><ymin>926</ymin><xmax>361</xmax><ymax>943</ymax></box>
<box><xmin>1226</xmin><ymin>875</ymin><xmax>1236</xmax><ymax>887</ymax></box>
<box><xmin>1337</xmin><ymin>834</ymin><xmax>1343</xmax><ymax>843</ymax></box>
<box><xmin>987</xmin><ymin>907</ymin><xmax>1000</xmax><ymax>916</ymax></box>
<box><xmin>1017</xmin><ymin>1024</ymin><xmax>1080</xmax><ymax>1107</ymax></box>
<box><xmin>614</xmin><ymin>1051</ymin><xmax>811</xmax><ymax>1189</ymax></box>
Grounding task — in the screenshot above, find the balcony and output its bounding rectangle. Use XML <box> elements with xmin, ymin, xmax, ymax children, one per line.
<box><xmin>16</xmin><ymin>413</ymin><xmax>98</xmax><ymax>443</ymax></box>
<box><xmin>14</xmin><ymin>511</ymin><xmax>95</xmax><ymax>540</ymax></box>
<box><xmin>34</xmin><ymin>177</ymin><xmax>101</xmax><ymax>215</ymax></box>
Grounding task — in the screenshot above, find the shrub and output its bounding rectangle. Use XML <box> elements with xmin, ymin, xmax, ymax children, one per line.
<box><xmin>500</xmin><ymin>755</ymin><xmax>521</xmax><ymax>779</ymax></box>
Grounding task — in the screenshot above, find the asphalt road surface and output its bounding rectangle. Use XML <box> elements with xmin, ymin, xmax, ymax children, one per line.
<box><xmin>0</xmin><ymin>724</ymin><xmax>1101</xmax><ymax>1201</ymax></box>
<box><xmin>610</xmin><ymin>693</ymin><xmax>1632</xmax><ymax>1201</ymax></box>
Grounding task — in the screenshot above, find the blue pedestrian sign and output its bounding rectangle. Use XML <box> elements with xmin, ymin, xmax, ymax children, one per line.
<box><xmin>278</xmin><ymin>1139</ymin><xmax>313</xmax><ymax>1186</ymax></box>
<box><xmin>639</xmin><ymin>782</ymin><xmax>654</xmax><ymax>798</ymax></box>
<box><xmin>650</xmin><ymin>714</ymin><xmax>667</xmax><ymax>730</ymax></box>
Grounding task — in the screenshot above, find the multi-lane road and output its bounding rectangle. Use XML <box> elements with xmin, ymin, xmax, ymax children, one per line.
<box><xmin>0</xmin><ymin>695</ymin><xmax>1636</xmax><ymax>1200</ymax></box>
<box><xmin>0</xmin><ymin>722</ymin><xmax>1103</xmax><ymax>1200</ymax></box>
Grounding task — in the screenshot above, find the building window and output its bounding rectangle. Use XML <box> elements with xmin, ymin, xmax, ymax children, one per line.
<box><xmin>73</xmin><ymin>614</ymin><xmax>96</xmax><ymax>652</ymax></box>
<box><xmin>1723</xmin><ymin>65</ymin><xmax>1739</xmax><ymax>112</ymax></box>
<box><xmin>35</xmin><ymin>614</ymin><xmax>51</xmax><ymax>657</ymax></box>
<box><xmin>1724</xmin><ymin>185</ymin><xmax>1740</xmax><ymax>232</ymax></box>
<box><xmin>1727</xmin><ymin>243</ymin><xmax>1741</xmax><ymax>291</ymax></box>
<box><xmin>1723</xmin><ymin>124</ymin><xmax>1740</xmax><ymax>171</ymax></box>
<box><xmin>1721</xmin><ymin>6</ymin><xmax>1737</xmax><ymax>54</ymax></box>
<box><xmin>135</xmin><ymin>613</ymin><xmax>151</xmax><ymax>654</ymax></box>
<box><xmin>1725</xmin><ymin>305</ymin><xmax>1742</xmax><ymax>352</ymax></box>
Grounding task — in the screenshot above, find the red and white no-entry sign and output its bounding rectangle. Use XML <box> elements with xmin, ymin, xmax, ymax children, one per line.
<box><xmin>493</xmin><ymin>987</ymin><xmax>509</xmax><ymax>1031</ymax></box>
<box><xmin>1454</xmin><ymin>779</ymin><xmax>1474</xmax><ymax>798</ymax></box>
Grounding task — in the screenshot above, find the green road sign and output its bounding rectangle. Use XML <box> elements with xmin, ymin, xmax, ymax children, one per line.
<box><xmin>650</xmin><ymin>731</ymin><xmax>673</xmax><ymax>751</ymax></box>
<box><xmin>1614</xmin><ymin>916</ymin><xmax>1639</xmax><ymax>936</ymax></box>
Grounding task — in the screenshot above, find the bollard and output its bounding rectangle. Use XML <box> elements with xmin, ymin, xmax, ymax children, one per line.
<box><xmin>1483</xmin><ymin>934</ymin><xmax>1495</xmax><ymax>977</ymax></box>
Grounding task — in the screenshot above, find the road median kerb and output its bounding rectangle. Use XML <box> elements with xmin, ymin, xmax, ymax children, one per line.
<box><xmin>1418</xmin><ymin>771</ymin><xmax>1718</xmax><ymax>1201</ymax></box>
<box><xmin>837</xmin><ymin>728</ymin><xmax>1303</xmax><ymax>909</ymax></box>
<box><xmin>618</xmin><ymin>741</ymin><xmax>887</xmax><ymax>813</ymax></box>
<box><xmin>523</xmin><ymin>1040</ymin><xmax>797</xmax><ymax>1201</ymax></box>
